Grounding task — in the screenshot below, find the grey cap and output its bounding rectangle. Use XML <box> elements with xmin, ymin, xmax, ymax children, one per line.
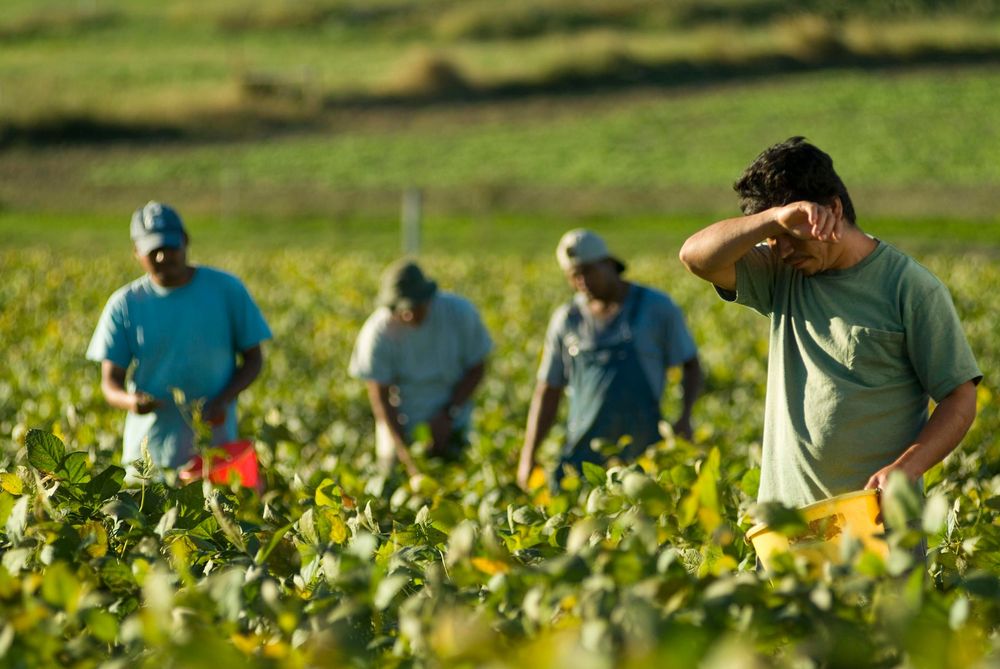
<box><xmin>130</xmin><ymin>201</ymin><xmax>186</xmax><ymax>256</ymax></box>
<box><xmin>556</xmin><ymin>228</ymin><xmax>625</xmax><ymax>272</ymax></box>
<box><xmin>377</xmin><ymin>259</ymin><xmax>438</xmax><ymax>310</ymax></box>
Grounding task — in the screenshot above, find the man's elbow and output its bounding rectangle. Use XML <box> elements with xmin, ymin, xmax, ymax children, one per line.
<box><xmin>677</xmin><ymin>239</ymin><xmax>700</xmax><ymax>275</ymax></box>
<box><xmin>955</xmin><ymin>381</ymin><xmax>979</xmax><ymax>429</ymax></box>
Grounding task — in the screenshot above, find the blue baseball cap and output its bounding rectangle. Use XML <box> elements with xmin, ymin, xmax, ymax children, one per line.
<box><xmin>130</xmin><ymin>201</ymin><xmax>186</xmax><ymax>255</ymax></box>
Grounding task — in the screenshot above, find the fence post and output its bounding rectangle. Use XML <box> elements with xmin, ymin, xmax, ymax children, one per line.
<box><xmin>401</xmin><ymin>188</ymin><xmax>422</xmax><ymax>256</ymax></box>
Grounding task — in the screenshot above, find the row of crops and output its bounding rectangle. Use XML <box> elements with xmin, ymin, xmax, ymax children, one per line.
<box><xmin>1</xmin><ymin>245</ymin><xmax>999</xmax><ymax>667</ymax></box>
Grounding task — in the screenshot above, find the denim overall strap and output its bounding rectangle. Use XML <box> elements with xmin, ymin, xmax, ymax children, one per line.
<box><xmin>560</xmin><ymin>285</ymin><xmax>662</xmax><ymax>474</ymax></box>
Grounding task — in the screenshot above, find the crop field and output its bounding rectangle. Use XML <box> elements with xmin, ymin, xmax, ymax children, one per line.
<box><xmin>1</xmin><ymin>237</ymin><xmax>998</xmax><ymax>667</ymax></box>
<box><xmin>3</xmin><ymin>0</ymin><xmax>1000</xmax><ymax>666</ymax></box>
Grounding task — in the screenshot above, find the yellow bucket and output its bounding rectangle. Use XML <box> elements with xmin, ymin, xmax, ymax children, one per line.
<box><xmin>746</xmin><ymin>489</ymin><xmax>888</xmax><ymax>571</ymax></box>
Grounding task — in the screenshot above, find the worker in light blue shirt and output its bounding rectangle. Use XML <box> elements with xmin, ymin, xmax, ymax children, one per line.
<box><xmin>87</xmin><ymin>202</ymin><xmax>272</xmax><ymax>480</ymax></box>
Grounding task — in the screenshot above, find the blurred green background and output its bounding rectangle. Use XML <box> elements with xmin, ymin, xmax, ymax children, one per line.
<box><xmin>2</xmin><ymin>0</ymin><xmax>999</xmax><ymax>247</ymax></box>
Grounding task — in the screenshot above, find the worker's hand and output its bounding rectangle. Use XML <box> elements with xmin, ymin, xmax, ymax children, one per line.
<box><xmin>773</xmin><ymin>201</ymin><xmax>843</xmax><ymax>243</ymax></box>
<box><xmin>130</xmin><ymin>392</ymin><xmax>162</xmax><ymax>415</ymax></box>
<box><xmin>864</xmin><ymin>462</ymin><xmax>917</xmax><ymax>492</ymax></box>
<box><xmin>202</xmin><ymin>397</ymin><xmax>228</xmax><ymax>426</ymax></box>
<box><xmin>428</xmin><ymin>412</ymin><xmax>453</xmax><ymax>456</ymax></box>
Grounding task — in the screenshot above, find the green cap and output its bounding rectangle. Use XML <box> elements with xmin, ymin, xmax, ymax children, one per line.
<box><xmin>377</xmin><ymin>259</ymin><xmax>437</xmax><ymax>310</ymax></box>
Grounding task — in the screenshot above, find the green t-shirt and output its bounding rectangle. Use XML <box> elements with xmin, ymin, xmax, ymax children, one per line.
<box><xmin>720</xmin><ymin>240</ymin><xmax>981</xmax><ymax>507</ymax></box>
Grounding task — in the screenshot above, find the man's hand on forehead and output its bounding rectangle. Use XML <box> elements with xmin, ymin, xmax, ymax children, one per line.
<box><xmin>773</xmin><ymin>201</ymin><xmax>842</xmax><ymax>243</ymax></box>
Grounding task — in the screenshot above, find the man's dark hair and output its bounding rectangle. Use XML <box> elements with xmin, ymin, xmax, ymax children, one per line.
<box><xmin>734</xmin><ymin>137</ymin><xmax>856</xmax><ymax>224</ymax></box>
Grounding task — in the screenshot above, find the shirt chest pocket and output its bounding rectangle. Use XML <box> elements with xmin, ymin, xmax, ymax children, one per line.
<box><xmin>848</xmin><ymin>326</ymin><xmax>908</xmax><ymax>386</ymax></box>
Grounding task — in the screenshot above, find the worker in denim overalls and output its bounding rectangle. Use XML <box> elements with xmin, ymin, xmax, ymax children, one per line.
<box><xmin>518</xmin><ymin>229</ymin><xmax>703</xmax><ymax>491</ymax></box>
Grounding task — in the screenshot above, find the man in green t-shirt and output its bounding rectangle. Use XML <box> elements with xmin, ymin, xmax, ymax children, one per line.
<box><xmin>679</xmin><ymin>137</ymin><xmax>982</xmax><ymax>508</ymax></box>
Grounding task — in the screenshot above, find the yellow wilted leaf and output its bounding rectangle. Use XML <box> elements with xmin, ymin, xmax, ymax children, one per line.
<box><xmin>263</xmin><ymin>640</ymin><xmax>290</xmax><ymax>659</ymax></box>
<box><xmin>559</xmin><ymin>594</ymin><xmax>577</xmax><ymax>611</ymax></box>
<box><xmin>328</xmin><ymin>513</ymin><xmax>348</xmax><ymax>544</ymax></box>
<box><xmin>1</xmin><ymin>472</ymin><xmax>23</xmax><ymax>495</ymax></box>
<box><xmin>315</xmin><ymin>478</ymin><xmax>341</xmax><ymax>508</ymax></box>
<box><xmin>637</xmin><ymin>455</ymin><xmax>656</xmax><ymax>473</ymax></box>
<box><xmin>231</xmin><ymin>632</ymin><xmax>260</xmax><ymax>655</ymax></box>
<box><xmin>470</xmin><ymin>557</ymin><xmax>509</xmax><ymax>575</ymax></box>
<box><xmin>528</xmin><ymin>467</ymin><xmax>551</xmax><ymax>505</ymax></box>
<box><xmin>80</xmin><ymin>520</ymin><xmax>108</xmax><ymax>559</ymax></box>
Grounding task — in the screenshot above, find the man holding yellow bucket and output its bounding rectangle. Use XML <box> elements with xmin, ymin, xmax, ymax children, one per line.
<box><xmin>679</xmin><ymin>138</ymin><xmax>982</xmax><ymax>535</ymax></box>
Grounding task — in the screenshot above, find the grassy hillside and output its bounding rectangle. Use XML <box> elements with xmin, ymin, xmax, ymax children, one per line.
<box><xmin>2</xmin><ymin>66</ymin><xmax>999</xmax><ymax>223</ymax></box>
<box><xmin>2</xmin><ymin>1</ymin><xmax>999</xmax><ymax>224</ymax></box>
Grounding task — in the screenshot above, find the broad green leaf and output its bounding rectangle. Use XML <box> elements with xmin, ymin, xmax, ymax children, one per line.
<box><xmin>102</xmin><ymin>497</ymin><xmax>143</xmax><ymax>525</ymax></box>
<box><xmin>949</xmin><ymin>596</ymin><xmax>970</xmax><ymax>630</ymax></box>
<box><xmin>581</xmin><ymin>462</ymin><xmax>605</xmax><ymax>488</ymax></box>
<box><xmin>510</xmin><ymin>505</ymin><xmax>543</xmax><ymax>525</ymax></box>
<box><xmin>58</xmin><ymin>451</ymin><xmax>91</xmax><ymax>485</ymax></box>
<box><xmin>41</xmin><ymin>561</ymin><xmax>82</xmax><ymax>613</ymax></box>
<box><xmin>87</xmin><ymin>465</ymin><xmax>126</xmax><ymax>502</ymax></box>
<box><xmin>373</xmin><ymin>573</ymin><xmax>409</xmax><ymax>610</ymax></box>
<box><xmin>680</xmin><ymin>447</ymin><xmax>722</xmax><ymax>534</ymax></box>
<box><xmin>255</xmin><ymin>524</ymin><xmax>293</xmax><ymax>564</ymax></box>
<box><xmin>25</xmin><ymin>429</ymin><xmax>65</xmax><ymax>473</ymax></box>
<box><xmin>0</xmin><ymin>472</ymin><xmax>23</xmax><ymax>496</ymax></box>
<box><xmin>100</xmin><ymin>559</ymin><xmax>136</xmax><ymax>593</ymax></box>
<box><xmin>298</xmin><ymin>509</ymin><xmax>318</xmax><ymax>545</ymax></box>
<box><xmin>739</xmin><ymin>469</ymin><xmax>761</xmax><ymax>499</ymax></box>
<box><xmin>923</xmin><ymin>493</ymin><xmax>949</xmax><ymax>534</ymax></box>
<box><xmin>84</xmin><ymin>608</ymin><xmax>119</xmax><ymax>643</ymax></box>
<box><xmin>882</xmin><ymin>471</ymin><xmax>922</xmax><ymax>532</ymax></box>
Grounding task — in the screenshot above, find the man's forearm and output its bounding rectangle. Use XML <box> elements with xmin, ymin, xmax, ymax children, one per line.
<box><xmin>212</xmin><ymin>346</ymin><xmax>263</xmax><ymax>405</ymax></box>
<box><xmin>679</xmin><ymin>210</ymin><xmax>780</xmax><ymax>279</ymax></box>
<box><xmin>518</xmin><ymin>384</ymin><xmax>563</xmax><ymax>483</ymax></box>
<box><xmin>101</xmin><ymin>377</ymin><xmax>136</xmax><ymax>412</ymax></box>
<box><xmin>895</xmin><ymin>381</ymin><xmax>978</xmax><ymax>478</ymax></box>
<box><xmin>365</xmin><ymin>381</ymin><xmax>418</xmax><ymax>473</ymax></box>
<box><xmin>100</xmin><ymin>360</ymin><xmax>159</xmax><ymax>413</ymax></box>
<box><xmin>442</xmin><ymin>361</ymin><xmax>486</xmax><ymax>414</ymax></box>
<box><xmin>678</xmin><ymin>357</ymin><xmax>703</xmax><ymax>422</ymax></box>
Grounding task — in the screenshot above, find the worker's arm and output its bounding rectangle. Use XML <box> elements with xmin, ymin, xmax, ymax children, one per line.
<box><xmin>672</xmin><ymin>356</ymin><xmax>703</xmax><ymax>440</ymax></box>
<box><xmin>203</xmin><ymin>345</ymin><xmax>264</xmax><ymax>424</ymax></box>
<box><xmin>429</xmin><ymin>360</ymin><xmax>487</xmax><ymax>453</ymax></box>
<box><xmin>100</xmin><ymin>360</ymin><xmax>161</xmax><ymax>414</ymax></box>
<box><xmin>517</xmin><ymin>382</ymin><xmax>564</xmax><ymax>490</ymax></box>
<box><xmin>365</xmin><ymin>380</ymin><xmax>420</xmax><ymax>478</ymax></box>
<box><xmin>679</xmin><ymin>201</ymin><xmax>843</xmax><ymax>290</ymax></box>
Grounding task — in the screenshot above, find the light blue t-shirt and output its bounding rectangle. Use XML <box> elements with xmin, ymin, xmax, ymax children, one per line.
<box><xmin>349</xmin><ymin>292</ymin><xmax>493</xmax><ymax>439</ymax></box>
<box><xmin>538</xmin><ymin>283</ymin><xmax>697</xmax><ymax>399</ymax></box>
<box><xmin>87</xmin><ymin>266</ymin><xmax>272</xmax><ymax>470</ymax></box>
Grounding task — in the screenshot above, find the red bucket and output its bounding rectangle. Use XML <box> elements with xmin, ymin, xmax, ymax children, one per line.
<box><xmin>179</xmin><ymin>440</ymin><xmax>262</xmax><ymax>491</ymax></box>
